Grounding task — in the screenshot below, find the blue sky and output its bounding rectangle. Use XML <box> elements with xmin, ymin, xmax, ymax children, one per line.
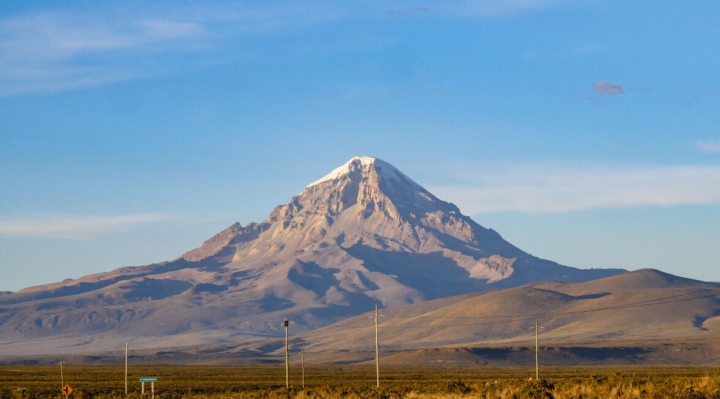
<box><xmin>1</xmin><ymin>0</ymin><xmax>719</xmax><ymax>291</ymax></box>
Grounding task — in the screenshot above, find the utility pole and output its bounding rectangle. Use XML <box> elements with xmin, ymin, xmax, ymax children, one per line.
<box><xmin>301</xmin><ymin>347</ymin><xmax>305</xmax><ymax>388</ymax></box>
<box><xmin>375</xmin><ymin>304</ymin><xmax>379</xmax><ymax>388</ymax></box>
<box><xmin>535</xmin><ymin>321</ymin><xmax>539</xmax><ymax>380</ymax></box>
<box><xmin>125</xmin><ymin>342</ymin><xmax>129</xmax><ymax>394</ymax></box>
<box><xmin>59</xmin><ymin>361</ymin><xmax>65</xmax><ymax>389</ymax></box>
<box><xmin>285</xmin><ymin>319</ymin><xmax>289</xmax><ymax>389</ymax></box>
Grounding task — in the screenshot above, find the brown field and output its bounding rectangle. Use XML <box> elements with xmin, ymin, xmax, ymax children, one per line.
<box><xmin>2</xmin><ymin>365</ymin><xmax>720</xmax><ymax>399</ymax></box>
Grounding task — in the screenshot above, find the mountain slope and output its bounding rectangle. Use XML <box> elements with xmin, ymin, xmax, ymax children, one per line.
<box><xmin>256</xmin><ymin>269</ymin><xmax>720</xmax><ymax>361</ymax></box>
<box><xmin>0</xmin><ymin>156</ymin><xmax>624</xmax><ymax>356</ymax></box>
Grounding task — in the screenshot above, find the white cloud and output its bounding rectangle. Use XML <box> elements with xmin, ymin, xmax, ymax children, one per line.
<box><xmin>0</xmin><ymin>1</ymin><xmax>579</xmax><ymax>96</ymax></box>
<box><xmin>695</xmin><ymin>139</ymin><xmax>720</xmax><ymax>154</ymax></box>
<box><xmin>0</xmin><ymin>3</ymin><xmax>344</xmax><ymax>96</ymax></box>
<box><xmin>0</xmin><ymin>213</ymin><xmax>175</xmax><ymax>239</ymax></box>
<box><xmin>428</xmin><ymin>163</ymin><xmax>720</xmax><ymax>214</ymax></box>
<box><xmin>0</xmin><ymin>11</ymin><xmax>204</xmax><ymax>95</ymax></box>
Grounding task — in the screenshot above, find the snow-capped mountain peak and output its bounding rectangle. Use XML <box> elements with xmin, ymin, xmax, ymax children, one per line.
<box><xmin>306</xmin><ymin>156</ymin><xmax>424</xmax><ymax>191</ymax></box>
<box><xmin>0</xmin><ymin>157</ymin><xmax>625</xmax><ymax>356</ymax></box>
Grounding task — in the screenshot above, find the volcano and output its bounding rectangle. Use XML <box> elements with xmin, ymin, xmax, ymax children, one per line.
<box><xmin>0</xmin><ymin>156</ymin><xmax>624</xmax><ymax>356</ymax></box>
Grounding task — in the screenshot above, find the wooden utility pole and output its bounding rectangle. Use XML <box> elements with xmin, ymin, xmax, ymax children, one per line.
<box><xmin>125</xmin><ymin>342</ymin><xmax>129</xmax><ymax>394</ymax></box>
<box><xmin>535</xmin><ymin>321</ymin><xmax>539</xmax><ymax>380</ymax></box>
<box><xmin>285</xmin><ymin>319</ymin><xmax>289</xmax><ymax>389</ymax></box>
<box><xmin>59</xmin><ymin>361</ymin><xmax>64</xmax><ymax>389</ymax></box>
<box><xmin>375</xmin><ymin>304</ymin><xmax>379</xmax><ymax>388</ymax></box>
<box><xmin>301</xmin><ymin>347</ymin><xmax>305</xmax><ymax>388</ymax></box>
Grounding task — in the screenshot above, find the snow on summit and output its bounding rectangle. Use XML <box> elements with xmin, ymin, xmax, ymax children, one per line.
<box><xmin>306</xmin><ymin>156</ymin><xmax>423</xmax><ymax>190</ymax></box>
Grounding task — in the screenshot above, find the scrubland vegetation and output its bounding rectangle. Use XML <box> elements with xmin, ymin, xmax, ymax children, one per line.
<box><xmin>2</xmin><ymin>365</ymin><xmax>720</xmax><ymax>399</ymax></box>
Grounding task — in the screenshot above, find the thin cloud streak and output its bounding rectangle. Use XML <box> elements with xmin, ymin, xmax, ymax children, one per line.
<box><xmin>0</xmin><ymin>213</ymin><xmax>176</xmax><ymax>239</ymax></box>
<box><xmin>0</xmin><ymin>3</ymin><xmax>345</xmax><ymax>96</ymax></box>
<box><xmin>428</xmin><ymin>163</ymin><xmax>720</xmax><ymax>214</ymax></box>
<box><xmin>695</xmin><ymin>139</ymin><xmax>720</xmax><ymax>154</ymax></box>
<box><xmin>0</xmin><ymin>1</ymin><xmax>574</xmax><ymax>96</ymax></box>
<box><xmin>0</xmin><ymin>11</ymin><xmax>206</xmax><ymax>95</ymax></box>
<box><xmin>386</xmin><ymin>7</ymin><xmax>434</xmax><ymax>16</ymax></box>
<box><xmin>453</xmin><ymin>0</ymin><xmax>570</xmax><ymax>17</ymax></box>
<box><xmin>381</xmin><ymin>0</ymin><xmax>570</xmax><ymax>18</ymax></box>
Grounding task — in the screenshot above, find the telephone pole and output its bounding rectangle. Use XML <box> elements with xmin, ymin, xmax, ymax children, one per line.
<box><xmin>535</xmin><ymin>321</ymin><xmax>539</xmax><ymax>380</ymax></box>
<box><xmin>285</xmin><ymin>318</ymin><xmax>289</xmax><ymax>389</ymax></box>
<box><xmin>125</xmin><ymin>342</ymin><xmax>129</xmax><ymax>394</ymax></box>
<box><xmin>301</xmin><ymin>347</ymin><xmax>305</xmax><ymax>388</ymax></box>
<box><xmin>375</xmin><ymin>304</ymin><xmax>379</xmax><ymax>388</ymax></box>
<box><xmin>59</xmin><ymin>361</ymin><xmax>65</xmax><ymax>389</ymax></box>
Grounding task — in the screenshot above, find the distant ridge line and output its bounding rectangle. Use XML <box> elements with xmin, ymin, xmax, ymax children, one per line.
<box><xmin>375</xmin><ymin>287</ymin><xmax>720</xmax><ymax>322</ymax></box>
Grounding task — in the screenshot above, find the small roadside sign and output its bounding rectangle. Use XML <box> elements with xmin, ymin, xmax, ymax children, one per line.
<box><xmin>139</xmin><ymin>377</ymin><xmax>158</xmax><ymax>398</ymax></box>
<box><xmin>61</xmin><ymin>385</ymin><xmax>74</xmax><ymax>397</ymax></box>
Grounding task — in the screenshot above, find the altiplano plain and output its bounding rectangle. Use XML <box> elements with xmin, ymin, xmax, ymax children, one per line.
<box><xmin>2</xmin><ymin>365</ymin><xmax>720</xmax><ymax>399</ymax></box>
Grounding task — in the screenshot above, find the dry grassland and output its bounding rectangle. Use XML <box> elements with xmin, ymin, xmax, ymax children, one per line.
<box><xmin>2</xmin><ymin>365</ymin><xmax>720</xmax><ymax>399</ymax></box>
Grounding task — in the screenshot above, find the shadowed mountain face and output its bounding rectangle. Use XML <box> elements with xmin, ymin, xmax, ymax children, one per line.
<box><xmin>0</xmin><ymin>156</ymin><xmax>624</xmax><ymax>356</ymax></box>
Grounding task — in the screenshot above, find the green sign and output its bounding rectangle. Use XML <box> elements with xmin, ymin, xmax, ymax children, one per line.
<box><xmin>139</xmin><ymin>377</ymin><xmax>158</xmax><ymax>383</ymax></box>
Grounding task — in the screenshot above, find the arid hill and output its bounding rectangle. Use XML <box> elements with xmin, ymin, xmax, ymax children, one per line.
<box><xmin>154</xmin><ymin>269</ymin><xmax>718</xmax><ymax>366</ymax></box>
<box><xmin>297</xmin><ymin>269</ymin><xmax>720</xmax><ymax>352</ymax></box>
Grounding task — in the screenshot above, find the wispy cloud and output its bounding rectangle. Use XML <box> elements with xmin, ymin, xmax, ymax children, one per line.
<box><xmin>591</xmin><ymin>81</ymin><xmax>624</xmax><ymax>95</ymax></box>
<box><xmin>0</xmin><ymin>0</ymin><xmax>582</xmax><ymax>96</ymax></box>
<box><xmin>386</xmin><ymin>7</ymin><xmax>434</xmax><ymax>16</ymax></box>
<box><xmin>0</xmin><ymin>11</ymin><xmax>205</xmax><ymax>95</ymax></box>
<box><xmin>0</xmin><ymin>1</ymin><xmax>577</xmax><ymax>96</ymax></box>
<box><xmin>0</xmin><ymin>3</ymin><xmax>344</xmax><ymax>96</ymax></box>
<box><xmin>380</xmin><ymin>0</ymin><xmax>571</xmax><ymax>18</ymax></box>
<box><xmin>451</xmin><ymin>0</ymin><xmax>571</xmax><ymax>17</ymax></box>
<box><xmin>0</xmin><ymin>213</ymin><xmax>175</xmax><ymax>239</ymax></box>
<box><xmin>695</xmin><ymin>139</ymin><xmax>720</xmax><ymax>154</ymax></box>
<box><xmin>428</xmin><ymin>163</ymin><xmax>720</xmax><ymax>214</ymax></box>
